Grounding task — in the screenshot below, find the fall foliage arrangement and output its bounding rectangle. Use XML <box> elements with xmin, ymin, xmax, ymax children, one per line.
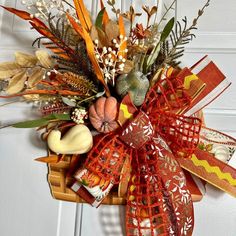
<box><xmin>1</xmin><ymin>0</ymin><xmax>236</xmax><ymax>235</ymax></box>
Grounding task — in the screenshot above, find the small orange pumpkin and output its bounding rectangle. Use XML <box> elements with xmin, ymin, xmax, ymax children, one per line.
<box><xmin>89</xmin><ymin>96</ymin><xmax>119</xmax><ymax>133</ymax></box>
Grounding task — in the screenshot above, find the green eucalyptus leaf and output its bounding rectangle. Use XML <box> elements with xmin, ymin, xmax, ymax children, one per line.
<box><xmin>145</xmin><ymin>43</ymin><xmax>161</xmax><ymax>73</ymax></box>
<box><xmin>12</xmin><ymin>119</ymin><xmax>50</xmax><ymax>128</ymax></box>
<box><xmin>12</xmin><ymin>113</ymin><xmax>71</xmax><ymax>128</ymax></box>
<box><xmin>160</xmin><ymin>17</ymin><xmax>175</xmax><ymax>42</ymax></box>
<box><xmin>142</xmin><ymin>17</ymin><xmax>175</xmax><ymax>74</ymax></box>
<box><xmin>51</xmin><ymin>113</ymin><xmax>71</xmax><ymax>121</ymax></box>
<box><xmin>42</xmin><ymin>113</ymin><xmax>71</xmax><ymax>121</ymax></box>
<box><xmin>62</xmin><ymin>97</ymin><xmax>76</xmax><ymax>107</ymax></box>
<box><xmin>95</xmin><ymin>8</ymin><xmax>106</xmax><ymax>29</ymax></box>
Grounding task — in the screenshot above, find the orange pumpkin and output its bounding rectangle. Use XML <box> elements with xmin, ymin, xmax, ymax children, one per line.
<box><xmin>89</xmin><ymin>97</ymin><xmax>119</xmax><ymax>133</ymax></box>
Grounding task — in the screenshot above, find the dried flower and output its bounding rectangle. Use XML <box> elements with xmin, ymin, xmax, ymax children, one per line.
<box><xmin>107</xmin><ymin>0</ymin><xmax>121</xmax><ymax>20</ymax></box>
<box><xmin>59</xmin><ymin>72</ymin><xmax>97</xmax><ymax>96</ymax></box>
<box><xmin>123</xmin><ymin>6</ymin><xmax>142</xmax><ymax>33</ymax></box>
<box><xmin>133</xmin><ymin>24</ymin><xmax>151</xmax><ymax>40</ymax></box>
<box><xmin>142</xmin><ymin>5</ymin><xmax>158</xmax><ymax>27</ymax></box>
<box><xmin>94</xmin><ymin>35</ymin><xmax>128</xmax><ymax>86</ymax></box>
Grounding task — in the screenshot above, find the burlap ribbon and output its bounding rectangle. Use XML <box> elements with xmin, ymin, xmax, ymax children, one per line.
<box><xmin>84</xmin><ymin>74</ymin><xmax>202</xmax><ymax>235</ymax></box>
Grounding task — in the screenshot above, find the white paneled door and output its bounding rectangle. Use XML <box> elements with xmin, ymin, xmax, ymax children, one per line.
<box><xmin>0</xmin><ymin>1</ymin><xmax>236</xmax><ymax>236</ymax></box>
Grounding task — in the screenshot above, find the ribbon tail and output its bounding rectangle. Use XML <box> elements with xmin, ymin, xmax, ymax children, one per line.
<box><xmin>126</xmin><ymin>149</ymin><xmax>169</xmax><ymax>236</ymax></box>
<box><xmin>153</xmin><ymin>137</ymin><xmax>194</xmax><ymax>236</ymax></box>
<box><xmin>125</xmin><ymin>139</ymin><xmax>194</xmax><ymax>236</ymax></box>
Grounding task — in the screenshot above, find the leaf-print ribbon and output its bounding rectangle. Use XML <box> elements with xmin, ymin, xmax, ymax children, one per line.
<box><xmin>84</xmin><ymin>73</ymin><xmax>202</xmax><ymax>236</ymax></box>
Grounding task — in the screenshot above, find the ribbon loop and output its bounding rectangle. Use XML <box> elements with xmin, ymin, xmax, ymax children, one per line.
<box><xmin>85</xmin><ymin>133</ymin><xmax>131</xmax><ymax>182</ymax></box>
<box><xmin>152</xmin><ymin>111</ymin><xmax>202</xmax><ymax>157</ymax></box>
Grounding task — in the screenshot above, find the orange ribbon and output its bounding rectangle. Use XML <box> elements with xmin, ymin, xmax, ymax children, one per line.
<box><xmin>84</xmin><ymin>74</ymin><xmax>202</xmax><ymax>235</ymax></box>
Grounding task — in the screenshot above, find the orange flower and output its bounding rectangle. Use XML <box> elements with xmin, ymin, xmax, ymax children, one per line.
<box><xmin>133</xmin><ymin>24</ymin><xmax>151</xmax><ymax>39</ymax></box>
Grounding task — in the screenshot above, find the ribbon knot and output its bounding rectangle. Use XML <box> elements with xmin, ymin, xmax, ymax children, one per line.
<box><xmin>120</xmin><ymin>111</ymin><xmax>154</xmax><ymax>149</ymax></box>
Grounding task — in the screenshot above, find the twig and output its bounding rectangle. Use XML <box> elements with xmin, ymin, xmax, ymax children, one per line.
<box><xmin>159</xmin><ymin>0</ymin><xmax>176</xmax><ymax>25</ymax></box>
<box><xmin>0</xmin><ymin>89</ymin><xmax>88</xmax><ymax>99</ymax></box>
<box><xmin>0</xmin><ymin>99</ymin><xmax>25</xmax><ymax>108</ymax></box>
<box><xmin>0</xmin><ymin>124</ymin><xmax>12</xmax><ymax>130</ymax></box>
<box><xmin>153</xmin><ymin>0</ymin><xmax>160</xmax><ymax>24</ymax></box>
<box><xmin>62</xmin><ymin>0</ymin><xmax>76</xmax><ymax>10</ymax></box>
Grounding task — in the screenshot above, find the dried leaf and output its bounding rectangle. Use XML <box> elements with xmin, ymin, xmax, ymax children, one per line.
<box><xmin>118</xmin><ymin>15</ymin><xmax>127</xmax><ymax>58</ymax></box>
<box><xmin>1</xmin><ymin>6</ymin><xmax>73</xmax><ymax>59</ymax></box>
<box><xmin>105</xmin><ymin>20</ymin><xmax>120</xmax><ymax>41</ymax></box>
<box><xmin>90</xmin><ymin>25</ymin><xmax>99</xmax><ymax>42</ymax></box>
<box><xmin>28</xmin><ymin>68</ymin><xmax>45</xmax><ymax>88</ymax></box>
<box><xmin>35</xmin><ymin>50</ymin><xmax>54</xmax><ymax>68</ymax></box>
<box><xmin>150</xmin><ymin>6</ymin><xmax>158</xmax><ymax>16</ymax></box>
<box><xmin>123</xmin><ymin>6</ymin><xmax>142</xmax><ymax>23</ymax></box>
<box><xmin>73</xmin><ymin>0</ymin><xmax>92</xmax><ymax>31</ymax></box>
<box><xmin>142</xmin><ymin>5</ymin><xmax>157</xmax><ymax>17</ymax></box>
<box><xmin>35</xmin><ymin>155</ymin><xmax>60</xmax><ymax>164</ymax></box>
<box><xmin>6</xmin><ymin>70</ymin><xmax>27</xmax><ymax>94</ymax></box>
<box><xmin>99</xmin><ymin>0</ymin><xmax>109</xmax><ymax>25</ymax></box>
<box><xmin>121</xmin><ymin>60</ymin><xmax>134</xmax><ymax>74</ymax></box>
<box><xmin>90</xmin><ymin>26</ymin><xmax>108</xmax><ymax>47</ymax></box>
<box><xmin>62</xmin><ymin>96</ymin><xmax>76</xmax><ymax>107</ymax></box>
<box><xmin>0</xmin><ymin>62</ymin><xmax>22</xmax><ymax>79</ymax></box>
<box><xmin>23</xmin><ymin>94</ymin><xmax>40</xmax><ymax>100</ymax></box>
<box><xmin>15</xmin><ymin>52</ymin><xmax>38</xmax><ymax>67</ymax></box>
<box><xmin>97</xmin><ymin>27</ymin><xmax>109</xmax><ymax>47</ymax></box>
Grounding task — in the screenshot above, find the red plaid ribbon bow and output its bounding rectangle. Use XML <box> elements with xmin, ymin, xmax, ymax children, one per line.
<box><xmin>84</xmin><ymin>74</ymin><xmax>202</xmax><ymax>236</ymax></box>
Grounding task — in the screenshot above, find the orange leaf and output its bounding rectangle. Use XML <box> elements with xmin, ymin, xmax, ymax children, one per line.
<box><xmin>2</xmin><ymin>6</ymin><xmax>72</xmax><ymax>60</ymax></box>
<box><xmin>118</xmin><ymin>15</ymin><xmax>127</xmax><ymax>58</ymax></box>
<box><xmin>2</xmin><ymin>6</ymin><xmax>42</xmax><ymax>23</ymax></box>
<box><xmin>73</xmin><ymin>0</ymin><xmax>92</xmax><ymax>31</ymax></box>
<box><xmin>30</xmin><ymin>21</ymin><xmax>74</xmax><ymax>59</ymax></box>
<box><xmin>42</xmin><ymin>44</ymin><xmax>69</xmax><ymax>59</ymax></box>
<box><xmin>100</xmin><ymin>0</ymin><xmax>109</xmax><ymax>25</ymax></box>
<box><xmin>82</xmin><ymin>27</ymin><xmax>110</xmax><ymax>96</ymax></box>
<box><xmin>67</xmin><ymin>13</ymin><xmax>110</xmax><ymax>96</ymax></box>
<box><xmin>66</xmin><ymin>13</ymin><xmax>85</xmax><ymax>38</ymax></box>
<box><xmin>35</xmin><ymin>155</ymin><xmax>60</xmax><ymax>164</ymax></box>
<box><xmin>2</xmin><ymin>6</ymin><xmax>51</xmax><ymax>37</ymax></box>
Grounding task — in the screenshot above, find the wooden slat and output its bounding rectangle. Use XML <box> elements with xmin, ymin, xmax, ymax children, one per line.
<box><xmin>48</xmin><ymin>155</ymin><xmax>127</xmax><ymax>205</ymax></box>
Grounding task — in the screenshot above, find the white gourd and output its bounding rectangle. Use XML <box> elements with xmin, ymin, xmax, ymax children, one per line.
<box><xmin>47</xmin><ymin>124</ymin><xmax>93</xmax><ymax>154</ymax></box>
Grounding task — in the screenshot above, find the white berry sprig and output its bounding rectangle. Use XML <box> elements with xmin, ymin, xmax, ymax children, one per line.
<box><xmin>21</xmin><ymin>0</ymin><xmax>67</xmax><ymax>20</ymax></box>
<box><xmin>94</xmin><ymin>35</ymin><xmax>128</xmax><ymax>86</ymax></box>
